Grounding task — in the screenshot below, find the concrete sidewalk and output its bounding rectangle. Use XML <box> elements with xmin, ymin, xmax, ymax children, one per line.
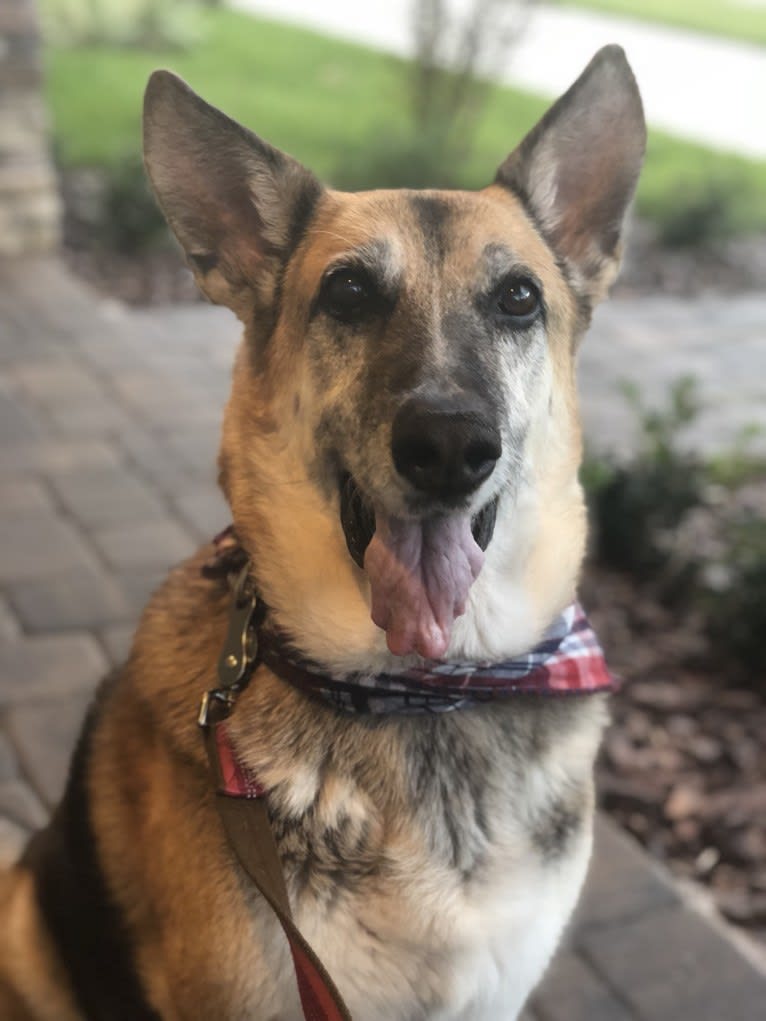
<box><xmin>230</xmin><ymin>0</ymin><xmax>766</xmax><ymax>159</ymax></box>
<box><xmin>1</xmin><ymin>258</ymin><xmax>765</xmax><ymax>1019</ymax></box>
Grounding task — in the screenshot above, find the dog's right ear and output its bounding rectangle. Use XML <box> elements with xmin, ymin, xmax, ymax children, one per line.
<box><xmin>143</xmin><ymin>71</ymin><xmax>322</xmax><ymax>314</ymax></box>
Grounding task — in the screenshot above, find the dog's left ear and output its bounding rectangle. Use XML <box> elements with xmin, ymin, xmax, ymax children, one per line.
<box><xmin>143</xmin><ymin>70</ymin><xmax>323</xmax><ymax>316</ymax></box>
<box><xmin>496</xmin><ymin>45</ymin><xmax>646</xmax><ymax>304</ymax></box>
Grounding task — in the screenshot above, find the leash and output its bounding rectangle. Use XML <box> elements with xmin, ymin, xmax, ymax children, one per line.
<box><xmin>199</xmin><ymin>565</ymin><xmax>352</xmax><ymax>1021</ymax></box>
<box><xmin>198</xmin><ymin>530</ymin><xmax>614</xmax><ymax>1020</ymax></box>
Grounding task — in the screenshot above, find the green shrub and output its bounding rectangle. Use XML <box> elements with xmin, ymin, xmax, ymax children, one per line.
<box><xmin>332</xmin><ymin>122</ymin><xmax>465</xmax><ymax>191</ymax></box>
<box><xmin>100</xmin><ymin>156</ymin><xmax>168</xmax><ymax>253</ymax></box>
<box><xmin>584</xmin><ymin>378</ymin><xmax>705</xmax><ymax>576</ymax></box>
<box><xmin>655</xmin><ymin>178</ymin><xmax>745</xmax><ymax>248</ymax></box>
<box><xmin>584</xmin><ymin>378</ymin><xmax>766</xmax><ymax>677</ymax></box>
<box><xmin>64</xmin><ymin>157</ymin><xmax>168</xmax><ymax>254</ymax></box>
<box><xmin>703</xmin><ymin>510</ymin><xmax>766</xmax><ymax>670</ymax></box>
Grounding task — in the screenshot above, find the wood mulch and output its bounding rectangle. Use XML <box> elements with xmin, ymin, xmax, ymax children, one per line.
<box><xmin>583</xmin><ymin>566</ymin><xmax>766</xmax><ymax>947</ymax></box>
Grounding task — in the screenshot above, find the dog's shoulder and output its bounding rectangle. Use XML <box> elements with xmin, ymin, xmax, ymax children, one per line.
<box><xmin>17</xmin><ymin>678</ymin><xmax>162</xmax><ymax>1021</ymax></box>
<box><xmin>3</xmin><ymin>546</ymin><xmax>229</xmax><ymax>1021</ymax></box>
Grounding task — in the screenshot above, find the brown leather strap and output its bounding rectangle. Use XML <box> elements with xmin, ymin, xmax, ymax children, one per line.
<box><xmin>203</xmin><ymin>726</ymin><xmax>353</xmax><ymax>1021</ymax></box>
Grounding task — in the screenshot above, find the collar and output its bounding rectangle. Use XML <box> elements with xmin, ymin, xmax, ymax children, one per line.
<box><xmin>200</xmin><ymin>526</ymin><xmax>615</xmax><ymax>721</ymax></box>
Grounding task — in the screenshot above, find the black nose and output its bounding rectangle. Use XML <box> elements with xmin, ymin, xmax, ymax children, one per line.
<box><xmin>391</xmin><ymin>395</ymin><xmax>501</xmax><ymax>500</ymax></box>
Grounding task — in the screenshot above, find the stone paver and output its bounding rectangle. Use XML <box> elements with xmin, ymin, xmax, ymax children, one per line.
<box><xmin>115</xmin><ymin>568</ymin><xmax>168</xmax><ymax>615</ymax></box>
<box><xmin>0</xmin><ymin>437</ymin><xmax>122</xmax><ymax>477</ymax></box>
<box><xmin>532</xmin><ymin>948</ymin><xmax>633</xmax><ymax>1021</ymax></box>
<box><xmin>0</xmin><ymin>731</ymin><xmax>17</xmax><ymax>779</ymax></box>
<box><xmin>0</xmin><ymin>512</ymin><xmax>101</xmax><ymax>583</ymax></box>
<box><xmin>170</xmin><ymin>481</ymin><xmax>231</xmax><ymax>540</ymax></box>
<box><xmin>4</xmin><ymin>690</ymin><xmax>94</xmax><ymax>806</ymax></box>
<box><xmin>99</xmin><ymin>623</ymin><xmax>138</xmax><ymax>667</ymax></box>
<box><xmin>578</xmin><ymin>901</ymin><xmax>766</xmax><ymax>1021</ymax></box>
<box><xmin>0</xmin><ymin>477</ymin><xmax>54</xmax><ymax>513</ymax></box>
<box><xmin>7</xmin><ymin>563</ymin><xmax>135</xmax><ymax>632</ymax></box>
<box><xmin>48</xmin><ymin>465</ymin><xmax>169</xmax><ymax>528</ymax></box>
<box><xmin>1</xmin><ymin>258</ymin><xmax>765</xmax><ymax>1018</ymax></box>
<box><xmin>0</xmin><ymin>596</ymin><xmax>20</xmax><ymax>643</ymax></box>
<box><xmin>0</xmin><ymin>388</ymin><xmax>46</xmax><ymax>441</ymax></box>
<box><xmin>120</xmin><ymin>424</ymin><xmax>202</xmax><ymax>494</ymax></box>
<box><xmin>0</xmin><ymin>777</ymin><xmax>48</xmax><ymax>830</ymax></box>
<box><xmin>93</xmin><ymin>516</ymin><xmax>198</xmax><ymax>571</ymax></box>
<box><xmin>0</xmin><ymin>632</ymin><xmax>107</xmax><ymax>707</ymax></box>
<box><xmin>569</xmin><ymin>816</ymin><xmax>679</xmax><ymax>932</ymax></box>
<box><xmin>582</xmin><ymin>295</ymin><xmax>766</xmax><ymax>458</ymax></box>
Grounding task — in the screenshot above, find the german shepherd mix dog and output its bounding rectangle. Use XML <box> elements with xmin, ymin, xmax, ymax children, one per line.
<box><xmin>0</xmin><ymin>46</ymin><xmax>645</xmax><ymax>1021</ymax></box>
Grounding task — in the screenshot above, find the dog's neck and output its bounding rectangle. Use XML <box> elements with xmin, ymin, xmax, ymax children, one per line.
<box><xmin>225</xmin><ymin>475</ymin><xmax>587</xmax><ymax>678</ymax></box>
<box><xmin>205</xmin><ymin>528</ymin><xmax>613</xmax><ymax>717</ymax></box>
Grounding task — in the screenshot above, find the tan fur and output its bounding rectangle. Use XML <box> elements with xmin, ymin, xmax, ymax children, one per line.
<box><xmin>0</xmin><ymin>871</ymin><xmax>80</xmax><ymax>1020</ymax></box>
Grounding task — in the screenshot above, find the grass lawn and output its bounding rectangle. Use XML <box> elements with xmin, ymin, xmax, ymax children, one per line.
<box><xmin>559</xmin><ymin>0</ymin><xmax>766</xmax><ymax>47</ymax></box>
<box><xmin>44</xmin><ymin>7</ymin><xmax>766</xmax><ymax>237</ymax></box>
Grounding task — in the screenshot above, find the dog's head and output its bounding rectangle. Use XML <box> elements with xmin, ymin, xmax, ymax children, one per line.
<box><xmin>143</xmin><ymin>47</ymin><xmax>644</xmax><ymax>669</ymax></box>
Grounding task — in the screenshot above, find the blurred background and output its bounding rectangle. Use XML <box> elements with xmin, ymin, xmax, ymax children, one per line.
<box><xmin>1</xmin><ymin>0</ymin><xmax>765</xmax><ymax>1003</ymax></box>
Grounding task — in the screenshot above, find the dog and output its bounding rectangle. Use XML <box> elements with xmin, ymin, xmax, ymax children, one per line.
<box><xmin>0</xmin><ymin>44</ymin><xmax>645</xmax><ymax>1020</ymax></box>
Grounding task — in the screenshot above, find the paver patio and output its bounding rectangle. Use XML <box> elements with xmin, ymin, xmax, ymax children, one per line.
<box><xmin>1</xmin><ymin>257</ymin><xmax>765</xmax><ymax>1019</ymax></box>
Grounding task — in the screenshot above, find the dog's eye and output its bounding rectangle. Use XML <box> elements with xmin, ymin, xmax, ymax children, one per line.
<box><xmin>497</xmin><ymin>277</ymin><xmax>541</xmax><ymax>323</ymax></box>
<box><xmin>320</xmin><ymin>269</ymin><xmax>373</xmax><ymax>323</ymax></box>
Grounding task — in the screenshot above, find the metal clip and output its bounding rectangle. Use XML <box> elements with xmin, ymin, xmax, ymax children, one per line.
<box><xmin>217</xmin><ymin>565</ymin><xmax>259</xmax><ymax>689</ymax></box>
<box><xmin>198</xmin><ymin>566</ymin><xmax>260</xmax><ymax>729</ymax></box>
<box><xmin>198</xmin><ymin>688</ymin><xmax>238</xmax><ymax>728</ymax></box>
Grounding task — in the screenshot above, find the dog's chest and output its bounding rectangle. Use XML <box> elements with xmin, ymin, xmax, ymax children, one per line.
<box><xmin>247</xmin><ymin>704</ymin><xmax>602</xmax><ymax>1020</ymax></box>
<box><xmin>297</xmin><ymin>824</ymin><xmax>592</xmax><ymax>1021</ymax></box>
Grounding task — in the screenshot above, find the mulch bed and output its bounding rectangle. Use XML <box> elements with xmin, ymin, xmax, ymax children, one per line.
<box><xmin>583</xmin><ymin>566</ymin><xmax>766</xmax><ymax>947</ymax></box>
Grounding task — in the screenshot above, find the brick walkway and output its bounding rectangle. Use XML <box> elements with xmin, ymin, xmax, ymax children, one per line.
<box><xmin>1</xmin><ymin>258</ymin><xmax>765</xmax><ymax>1019</ymax></box>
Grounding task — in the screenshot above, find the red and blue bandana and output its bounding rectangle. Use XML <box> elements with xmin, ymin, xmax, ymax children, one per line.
<box><xmin>258</xmin><ymin>602</ymin><xmax>615</xmax><ymax>715</ymax></box>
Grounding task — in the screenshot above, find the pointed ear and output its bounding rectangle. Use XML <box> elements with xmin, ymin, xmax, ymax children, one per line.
<box><xmin>143</xmin><ymin>70</ymin><xmax>323</xmax><ymax>315</ymax></box>
<box><xmin>495</xmin><ymin>45</ymin><xmax>645</xmax><ymax>304</ymax></box>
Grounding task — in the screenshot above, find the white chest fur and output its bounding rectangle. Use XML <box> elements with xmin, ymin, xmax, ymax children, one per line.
<box><xmin>311</xmin><ymin>825</ymin><xmax>592</xmax><ymax>1021</ymax></box>
<box><xmin>237</xmin><ymin>702</ymin><xmax>604</xmax><ymax>1021</ymax></box>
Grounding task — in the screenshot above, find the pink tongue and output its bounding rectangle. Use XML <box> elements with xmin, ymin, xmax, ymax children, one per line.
<box><xmin>363</xmin><ymin>513</ymin><xmax>484</xmax><ymax>659</ymax></box>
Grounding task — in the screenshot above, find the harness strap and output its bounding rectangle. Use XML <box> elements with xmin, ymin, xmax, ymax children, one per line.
<box><xmin>203</xmin><ymin>724</ymin><xmax>352</xmax><ymax>1021</ymax></box>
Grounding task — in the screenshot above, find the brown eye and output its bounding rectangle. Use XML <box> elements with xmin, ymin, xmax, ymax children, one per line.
<box><xmin>497</xmin><ymin>277</ymin><xmax>541</xmax><ymax>322</ymax></box>
<box><xmin>321</xmin><ymin>269</ymin><xmax>373</xmax><ymax>323</ymax></box>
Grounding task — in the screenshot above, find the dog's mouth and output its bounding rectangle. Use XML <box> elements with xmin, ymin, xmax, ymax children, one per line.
<box><xmin>340</xmin><ymin>473</ymin><xmax>498</xmax><ymax>659</ymax></box>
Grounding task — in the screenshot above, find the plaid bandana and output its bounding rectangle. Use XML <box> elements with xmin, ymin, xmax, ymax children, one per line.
<box><xmin>258</xmin><ymin>602</ymin><xmax>615</xmax><ymax>715</ymax></box>
<box><xmin>203</xmin><ymin>528</ymin><xmax>615</xmax><ymax>716</ymax></box>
